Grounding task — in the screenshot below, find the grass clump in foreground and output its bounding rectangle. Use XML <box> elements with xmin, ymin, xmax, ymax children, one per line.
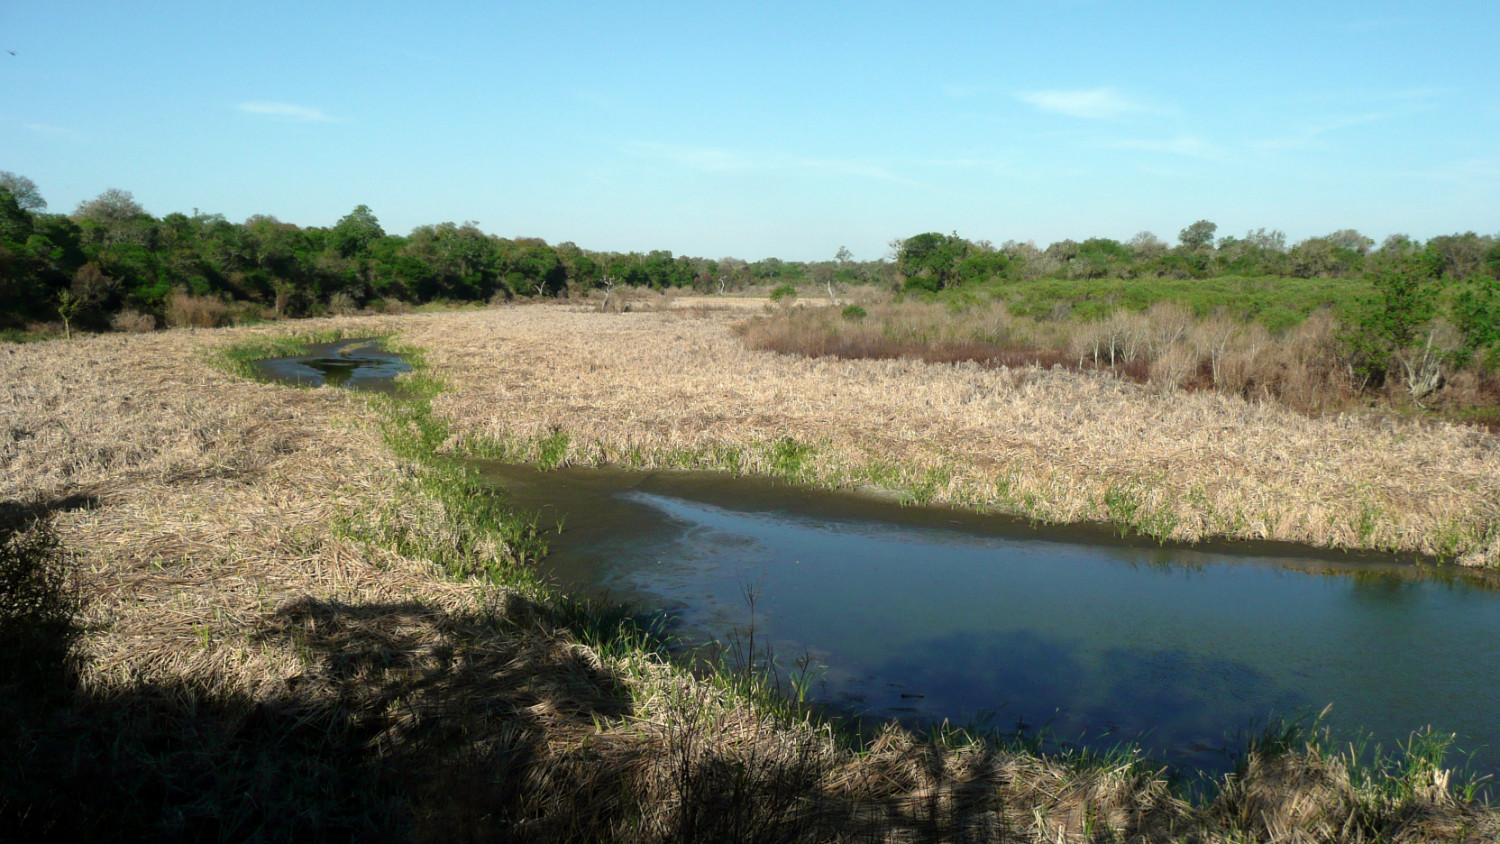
<box><xmin>4</xmin><ymin>320</ymin><xmax>1498</xmax><ymax>841</ymax></box>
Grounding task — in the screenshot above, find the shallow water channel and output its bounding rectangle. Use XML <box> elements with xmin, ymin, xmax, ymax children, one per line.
<box><xmin>252</xmin><ymin>338</ymin><xmax>411</xmax><ymax>391</ymax></box>
<box><xmin>478</xmin><ymin>462</ymin><xmax>1500</xmax><ymax>781</ymax></box>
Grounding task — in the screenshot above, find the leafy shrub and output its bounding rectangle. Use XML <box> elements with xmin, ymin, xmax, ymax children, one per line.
<box><xmin>768</xmin><ymin>284</ymin><xmax>797</xmax><ymax>303</ymax></box>
<box><xmin>1454</xmin><ymin>276</ymin><xmax>1500</xmax><ymax>364</ymax></box>
<box><xmin>841</xmin><ymin>304</ymin><xmax>867</xmax><ymax>322</ymax></box>
<box><xmin>901</xmin><ymin>274</ymin><xmax>940</xmax><ymax>294</ymax></box>
<box><xmin>0</xmin><ymin>514</ymin><xmax>76</xmax><ymax>684</ymax></box>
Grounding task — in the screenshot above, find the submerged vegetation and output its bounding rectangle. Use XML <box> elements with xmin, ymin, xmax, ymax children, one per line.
<box><xmin>3</xmin><ymin>311</ymin><xmax>1498</xmax><ymax>839</ymax></box>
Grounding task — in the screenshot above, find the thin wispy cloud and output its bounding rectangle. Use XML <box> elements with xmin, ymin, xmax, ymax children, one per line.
<box><xmin>622</xmin><ymin>142</ymin><xmax>927</xmax><ymax>186</ymax></box>
<box><xmin>941</xmin><ymin>84</ymin><xmax>989</xmax><ymax>100</ymax></box>
<box><xmin>1102</xmin><ymin>136</ymin><xmax>1216</xmax><ymax>158</ymax></box>
<box><xmin>22</xmin><ymin>122</ymin><xmax>86</xmax><ymax>142</ymax></box>
<box><xmin>1397</xmin><ymin>158</ymin><xmax>1500</xmax><ymax>184</ymax></box>
<box><xmin>919</xmin><ymin>156</ymin><xmax>1014</xmax><ymax>175</ymax></box>
<box><xmin>236</xmin><ymin>101</ymin><xmax>338</xmax><ymax>122</ymax></box>
<box><xmin>1250</xmin><ymin>106</ymin><xmax>1422</xmax><ymax>154</ymax></box>
<box><xmin>624</xmin><ymin>142</ymin><xmax>749</xmax><ymax>172</ymax></box>
<box><xmin>1016</xmin><ymin>87</ymin><xmax>1147</xmax><ymax>119</ymax></box>
<box><xmin>571</xmin><ymin>89</ymin><xmax>636</xmax><ymax>114</ymax></box>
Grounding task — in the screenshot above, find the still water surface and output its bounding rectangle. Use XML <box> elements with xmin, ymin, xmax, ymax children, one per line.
<box><xmin>248</xmin><ymin>343</ymin><xmax>1500</xmax><ymax>780</ymax></box>
<box><xmin>252</xmin><ymin>338</ymin><xmax>411</xmax><ymax>391</ymax></box>
<box><xmin>480</xmin><ymin>462</ymin><xmax>1500</xmax><ymax>779</ymax></box>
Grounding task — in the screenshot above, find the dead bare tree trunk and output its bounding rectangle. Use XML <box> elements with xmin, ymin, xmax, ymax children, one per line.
<box><xmin>599</xmin><ymin>275</ymin><xmax>618</xmax><ymax>312</ymax></box>
<box><xmin>1402</xmin><ymin>329</ymin><xmax>1446</xmax><ymax>406</ymax></box>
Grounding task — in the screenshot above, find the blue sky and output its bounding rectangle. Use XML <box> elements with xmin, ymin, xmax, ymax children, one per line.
<box><xmin>2</xmin><ymin>1</ymin><xmax>1496</xmax><ymax>260</ymax></box>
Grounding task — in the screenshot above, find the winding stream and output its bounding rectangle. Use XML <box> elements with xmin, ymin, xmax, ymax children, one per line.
<box><xmin>480</xmin><ymin>462</ymin><xmax>1500</xmax><ymax>781</ymax></box>
<box><xmin>251</xmin><ymin>346</ymin><xmax>1500</xmax><ymax>783</ymax></box>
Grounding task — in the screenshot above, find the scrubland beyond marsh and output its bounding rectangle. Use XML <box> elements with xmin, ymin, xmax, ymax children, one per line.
<box><xmin>743</xmin><ymin>283</ymin><xmax>1500</xmax><ymax>431</ymax></box>
<box><xmin>4</xmin><ymin>302</ymin><xmax>1500</xmax><ymax>841</ymax></box>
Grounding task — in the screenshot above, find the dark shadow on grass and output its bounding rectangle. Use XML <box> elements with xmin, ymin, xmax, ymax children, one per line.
<box><xmin>0</xmin><ymin>559</ymin><xmax>1067</xmax><ymax>844</ymax></box>
<box><xmin>0</xmin><ymin>587</ymin><xmax>642</xmax><ymax>842</ymax></box>
<box><xmin>3</xmin><ymin>527</ymin><xmax>1494</xmax><ymax>841</ymax></box>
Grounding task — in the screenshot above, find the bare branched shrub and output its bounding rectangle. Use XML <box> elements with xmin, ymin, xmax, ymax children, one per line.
<box><xmin>109</xmin><ymin>309</ymin><xmax>156</xmax><ymax>333</ymax></box>
<box><xmin>164</xmin><ymin>292</ymin><xmax>229</xmax><ymax>328</ymax></box>
<box><xmin>1148</xmin><ymin>344</ymin><xmax>1199</xmax><ymax>392</ymax></box>
<box><xmin>1141</xmin><ymin>301</ymin><xmax>1196</xmax><ymax>357</ymax></box>
<box><xmin>328</xmin><ymin>291</ymin><xmax>360</xmax><ymax>316</ymax></box>
<box><xmin>741</xmin><ymin>296</ymin><xmax>1500</xmax><ymax>420</ymax></box>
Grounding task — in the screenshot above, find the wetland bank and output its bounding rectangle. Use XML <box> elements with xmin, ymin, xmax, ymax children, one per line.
<box><xmin>5</xmin><ymin>301</ymin><xmax>1500</xmax><ymax>841</ymax></box>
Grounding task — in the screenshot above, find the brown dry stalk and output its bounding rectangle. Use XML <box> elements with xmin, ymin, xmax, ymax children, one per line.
<box><xmin>2</xmin><ymin>328</ymin><xmax>490</xmax><ymax>701</ymax></box>
<box><xmin>4</xmin><ymin>306</ymin><xmax>1499</xmax><ymax>841</ymax></box>
<box><xmin>388</xmin><ymin>302</ymin><xmax>1499</xmax><ymax>566</ymax></box>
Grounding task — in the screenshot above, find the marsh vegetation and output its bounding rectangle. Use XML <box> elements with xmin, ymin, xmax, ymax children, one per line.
<box><xmin>3</xmin><ymin>304</ymin><xmax>1499</xmax><ymax>840</ymax></box>
<box><xmin>741</xmin><ymin>277</ymin><xmax>1500</xmax><ymax>430</ymax></box>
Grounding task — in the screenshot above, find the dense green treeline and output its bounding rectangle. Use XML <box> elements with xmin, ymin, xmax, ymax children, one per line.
<box><xmin>891</xmin><ymin>224</ymin><xmax>1500</xmax><ymax>292</ymax></box>
<box><xmin>3</xmin><ymin>171</ymin><xmax>1498</xmax><ymax>342</ymax></box>
<box><xmin>0</xmin><ymin>177</ymin><xmax>826</xmax><ymax>332</ymax></box>
<box><xmin>891</xmin><ymin>226</ymin><xmax>1500</xmax><ymax>375</ymax></box>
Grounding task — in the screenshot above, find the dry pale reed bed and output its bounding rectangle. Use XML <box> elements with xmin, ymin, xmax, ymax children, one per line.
<box><xmin>5</xmin><ymin>316</ymin><xmax>1500</xmax><ymax>840</ymax></box>
<box><xmin>400</xmin><ymin>304</ymin><xmax>1500</xmax><ymax>566</ymax></box>
<box><xmin>2</xmin><ymin>328</ymin><xmax>475</xmax><ymax>692</ymax></box>
<box><xmin>0</xmin><ymin>319</ymin><xmax>1209</xmax><ymax>841</ymax></box>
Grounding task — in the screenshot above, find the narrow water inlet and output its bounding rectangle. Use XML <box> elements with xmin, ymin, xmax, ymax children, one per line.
<box><xmin>477</xmin><ymin>461</ymin><xmax>1500</xmax><ymax>783</ymax></box>
<box><xmin>251</xmin><ymin>338</ymin><xmax>411</xmax><ymax>391</ymax></box>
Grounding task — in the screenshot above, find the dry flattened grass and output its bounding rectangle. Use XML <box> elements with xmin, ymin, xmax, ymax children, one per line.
<box><xmin>377</xmin><ymin>303</ymin><xmax>1500</xmax><ymax>565</ymax></box>
<box><xmin>5</xmin><ymin>312</ymin><xmax>1499</xmax><ymax>841</ymax></box>
<box><xmin>1</xmin><ymin>327</ymin><xmax>490</xmax><ymax>699</ymax></box>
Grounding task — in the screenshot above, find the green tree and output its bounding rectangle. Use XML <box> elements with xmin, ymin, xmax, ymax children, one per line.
<box><xmin>55</xmin><ymin>290</ymin><xmax>83</xmax><ymax>339</ymax></box>
<box><xmin>1344</xmin><ymin>255</ymin><xmax>1440</xmax><ymax>388</ymax></box>
<box><xmin>72</xmin><ymin>188</ymin><xmax>145</xmax><ymax>226</ymax></box>
<box><xmin>1288</xmin><ymin>237</ymin><xmax>1363</xmax><ymax>278</ymax></box>
<box><xmin>1424</xmin><ymin>232</ymin><xmax>1490</xmax><ymax>279</ymax></box>
<box><xmin>504</xmin><ymin>243</ymin><xmax>566</xmax><ymax>296</ymax></box>
<box><xmin>1178</xmin><ymin>219</ymin><xmax>1218</xmax><ymax>251</ymax></box>
<box><xmin>1127</xmin><ymin>231</ymin><xmax>1168</xmax><ymax>261</ymax></box>
<box><xmin>897</xmin><ymin>232</ymin><xmax>969</xmax><ymax>291</ymax></box>
<box><xmin>1324</xmin><ymin>228</ymin><xmax>1374</xmax><ymax>255</ymax></box>
<box><xmin>0</xmin><ymin>171</ymin><xmax>46</xmax><ymax>212</ymax></box>
<box><xmin>0</xmin><ymin>188</ymin><xmax>48</xmax><ymax>320</ymax></box>
<box><xmin>1454</xmin><ymin>277</ymin><xmax>1500</xmax><ymax>369</ymax></box>
<box><xmin>329</xmin><ymin>204</ymin><xmax>385</xmax><ymax>258</ymax></box>
<box><xmin>1072</xmin><ymin>238</ymin><xmax>1128</xmax><ymax>279</ymax></box>
<box><xmin>1484</xmin><ymin>241</ymin><xmax>1500</xmax><ymax>280</ymax></box>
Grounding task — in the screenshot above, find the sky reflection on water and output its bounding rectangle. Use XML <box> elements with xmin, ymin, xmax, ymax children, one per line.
<box><xmin>480</xmin><ymin>463</ymin><xmax>1500</xmax><ymax>779</ymax></box>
